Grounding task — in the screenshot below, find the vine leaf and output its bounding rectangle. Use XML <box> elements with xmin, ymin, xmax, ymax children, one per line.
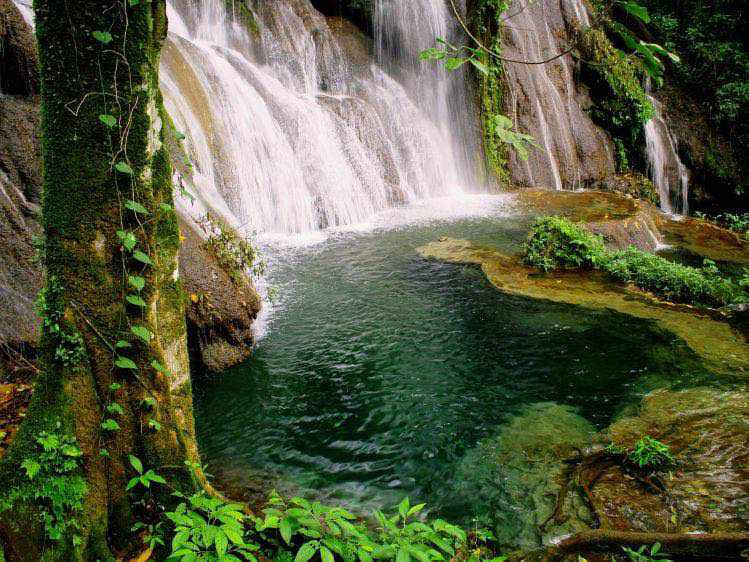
<box><xmin>131</xmin><ymin>325</ymin><xmax>153</xmax><ymax>343</ymax></box>
<box><xmin>125</xmin><ymin>200</ymin><xmax>149</xmax><ymax>215</ymax></box>
<box><xmin>129</xmin><ymin>0</ymin><xmax>140</xmax><ymax>5</ymax></box>
<box><xmin>92</xmin><ymin>31</ymin><xmax>112</xmax><ymax>44</ymax></box>
<box><xmin>101</xmin><ymin>418</ymin><xmax>121</xmax><ymax>431</ymax></box>
<box><xmin>128</xmin><ymin>275</ymin><xmax>146</xmax><ymax>291</ymax></box>
<box><xmin>129</xmin><ymin>454</ymin><xmax>143</xmax><ymax>475</ymax></box>
<box><xmin>99</xmin><ymin>114</ymin><xmax>117</xmax><ymax>128</ymax></box>
<box><xmin>106</xmin><ymin>402</ymin><xmax>125</xmax><ymax>415</ymax></box>
<box><xmin>115</xmin><ymin>340</ymin><xmax>131</xmax><ymax>349</ymax></box>
<box><xmin>151</xmin><ymin>360</ymin><xmax>170</xmax><ymax>376</ymax></box>
<box><xmin>117</xmin><ymin>230</ymin><xmax>137</xmax><ymax>252</ymax></box>
<box><xmin>115</xmin><ymin>161</ymin><xmax>134</xmax><ymax>175</ymax></box>
<box><xmin>115</xmin><ymin>356</ymin><xmax>138</xmax><ymax>370</ymax></box>
<box><xmin>126</xmin><ymin>294</ymin><xmax>147</xmax><ymax>308</ymax></box>
<box><xmin>133</xmin><ymin>250</ymin><xmax>153</xmax><ymax>266</ymax></box>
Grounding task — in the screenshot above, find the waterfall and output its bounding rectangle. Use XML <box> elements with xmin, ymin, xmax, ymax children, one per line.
<box><xmin>373</xmin><ymin>0</ymin><xmax>481</xmax><ymax>188</ymax></box>
<box><xmin>160</xmin><ymin>0</ymin><xmax>483</xmax><ymax>236</ymax></box>
<box><xmin>643</xmin><ymin>83</ymin><xmax>689</xmax><ymax>215</ymax></box>
<box><xmin>500</xmin><ymin>0</ymin><xmax>616</xmax><ymax>190</ymax></box>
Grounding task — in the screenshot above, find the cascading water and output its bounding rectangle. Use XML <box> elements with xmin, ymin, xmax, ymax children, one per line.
<box><xmin>161</xmin><ymin>0</ymin><xmax>481</xmax><ymax>236</ymax></box>
<box><xmin>500</xmin><ymin>0</ymin><xmax>616</xmax><ymax>190</ymax></box>
<box><xmin>643</xmin><ymin>82</ymin><xmax>689</xmax><ymax>215</ymax></box>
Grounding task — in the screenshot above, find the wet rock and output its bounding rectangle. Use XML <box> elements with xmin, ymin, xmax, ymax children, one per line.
<box><xmin>593</xmin><ymin>387</ymin><xmax>749</xmax><ymax>534</ymax></box>
<box><xmin>0</xmin><ymin>0</ymin><xmax>38</xmax><ymax>96</ymax></box>
<box><xmin>179</xmin><ymin>219</ymin><xmax>261</xmax><ymax>373</ymax></box>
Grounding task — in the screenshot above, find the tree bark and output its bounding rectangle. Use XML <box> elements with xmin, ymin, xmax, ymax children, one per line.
<box><xmin>0</xmin><ymin>1</ymin><xmax>203</xmax><ymax>559</ymax></box>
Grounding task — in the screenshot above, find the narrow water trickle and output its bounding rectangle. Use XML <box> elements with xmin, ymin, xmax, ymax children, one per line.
<box><xmin>644</xmin><ymin>81</ymin><xmax>690</xmax><ymax>215</ymax></box>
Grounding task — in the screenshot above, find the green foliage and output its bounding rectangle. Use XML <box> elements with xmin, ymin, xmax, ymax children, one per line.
<box><xmin>126</xmin><ymin>454</ymin><xmax>167</xmax><ymax>491</ymax></box>
<box><xmin>623</xmin><ymin>541</ymin><xmax>674</xmax><ymax>562</ymax></box>
<box><xmin>164</xmin><ymin>492</ymin><xmax>501</xmax><ymax>562</ymax></box>
<box><xmin>165</xmin><ymin>492</ymin><xmax>260</xmax><ymax>561</ymax></box>
<box><xmin>199</xmin><ymin>212</ymin><xmax>265</xmax><ymax>283</ymax></box>
<box><xmin>0</xmin><ymin>425</ymin><xmax>86</xmax><ymax>543</ymax></box>
<box><xmin>485</xmin><ymin>116</ymin><xmax>540</xmax><ymax>162</ymax></box>
<box><xmin>523</xmin><ymin>216</ymin><xmax>607</xmax><ymax>272</ymax></box>
<box><xmin>419</xmin><ymin>37</ymin><xmax>489</xmax><ymax>76</ymax></box>
<box><xmin>604</xmin><ymin>248</ymin><xmax>742</xmax><ymax>307</ymax></box>
<box><xmin>523</xmin><ymin>216</ymin><xmax>747</xmax><ymax>307</ymax></box>
<box><xmin>695</xmin><ymin>211</ymin><xmax>749</xmax><ymax>240</ymax></box>
<box><xmin>36</xmin><ymin>276</ymin><xmax>85</xmax><ymax>368</ymax></box>
<box><xmin>627</xmin><ymin>436</ymin><xmax>674</xmax><ymax>469</ymax></box>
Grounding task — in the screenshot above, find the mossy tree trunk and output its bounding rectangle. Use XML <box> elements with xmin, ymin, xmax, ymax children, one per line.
<box><xmin>0</xmin><ymin>1</ymin><xmax>203</xmax><ymax>559</ymax></box>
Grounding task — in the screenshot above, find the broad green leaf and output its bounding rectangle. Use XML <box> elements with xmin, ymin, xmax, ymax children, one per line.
<box><xmin>444</xmin><ymin>57</ymin><xmax>466</xmax><ymax>71</ymax></box>
<box><xmin>106</xmin><ymin>402</ymin><xmax>125</xmax><ymax>415</ymax></box>
<box><xmin>109</xmin><ymin>382</ymin><xmax>122</xmax><ymax>390</ymax></box>
<box><xmin>131</xmin><ymin>325</ymin><xmax>153</xmax><ymax>342</ymax></box>
<box><xmin>398</xmin><ymin>497</ymin><xmax>410</xmax><ymax>519</ymax></box>
<box><xmin>395</xmin><ymin>548</ymin><xmax>411</xmax><ymax>562</ymax></box>
<box><xmin>469</xmin><ymin>57</ymin><xmax>489</xmax><ymax>75</ymax></box>
<box><xmin>129</xmin><ymin>0</ymin><xmax>140</xmax><ymax>5</ymax></box>
<box><xmin>133</xmin><ymin>250</ymin><xmax>153</xmax><ymax>266</ymax></box>
<box><xmin>215</xmin><ymin>529</ymin><xmax>228</xmax><ymax>557</ymax></box>
<box><xmin>125</xmin><ymin>199</ymin><xmax>149</xmax><ymax>214</ymax></box>
<box><xmin>620</xmin><ymin>0</ymin><xmax>650</xmax><ymax>23</ymax></box>
<box><xmin>148</xmin><ymin>419</ymin><xmax>162</xmax><ymax>431</ymax></box>
<box><xmin>21</xmin><ymin>459</ymin><xmax>41</xmax><ymax>480</ymax></box>
<box><xmin>99</xmin><ymin>114</ymin><xmax>117</xmax><ymax>128</ymax></box>
<box><xmin>128</xmin><ymin>275</ymin><xmax>146</xmax><ymax>291</ymax></box>
<box><xmin>151</xmin><ymin>360</ymin><xmax>168</xmax><ymax>374</ymax></box>
<box><xmin>126</xmin><ymin>294</ymin><xmax>147</xmax><ymax>308</ymax></box>
<box><xmin>101</xmin><ymin>418</ymin><xmax>121</xmax><ymax>431</ymax></box>
<box><xmin>295</xmin><ymin>541</ymin><xmax>318</xmax><ymax>562</ymax></box>
<box><xmin>129</xmin><ymin>454</ymin><xmax>144</xmax><ymax>474</ymax></box>
<box><xmin>115</xmin><ymin>161</ymin><xmax>134</xmax><ymax>175</ymax></box>
<box><xmin>174</xmin><ymin>130</ymin><xmax>186</xmax><ymax>141</ymax></box>
<box><xmin>115</xmin><ymin>355</ymin><xmax>138</xmax><ymax>370</ymax></box>
<box><xmin>407</xmin><ymin>503</ymin><xmax>426</xmax><ymax>517</ymax></box>
<box><xmin>320</xmin><ymin>546</ymin><xmax>335</xmax><ymax>562</ymax></box>
<box><xmin>117</xmin><ymin>229</ymin><xmax>137</xmax><ymax>252</ymax></box>
<box><xmin>115</xmin><ymin>340</ymin><xmax>132</xmax><ymax>349</ymax></box>
<box><xmin>160</xmin><ymin>202</ymin><xmax>173</xmax><ymax>212</ymax></box>
<box><xmin>280</xmin><ymin>517</ymin><xmax>293</xmax><ymax>545</ymax></box>
<box><xmin>92</xmin><ymin>30</ymin><xmax>112</xmax><ymax>44</ymax></box>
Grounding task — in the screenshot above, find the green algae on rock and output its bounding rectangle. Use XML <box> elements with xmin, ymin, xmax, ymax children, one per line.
<box><xmin>417</xmin><ymin>238</ymin><xmax>748</xmax><ymax>376</ymax></box>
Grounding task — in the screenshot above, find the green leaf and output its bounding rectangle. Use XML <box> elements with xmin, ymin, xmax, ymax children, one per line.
<box><xmin>398</xmin><ymin>497</ymin><xmax>410</xmax><ymax>519</ymax></box>
<box><xmin>99</xmin><ymin>114</ymin><xmax>117</xmax><ymax>128</ymax></box>
<box><xmin>619</xmin><ymin>0</ymin><xmax>650</xmax><ymax>23</ymax></box>
<box><xmin>128</xmin><ymin>275</ymin><xmax>146</xmax><ymax>291</ymax></box>
<box><xmin>21</xmin><ymin>459</ymin><xmax>41</xmax><ymax>480</ymax></box>
<box><xmin>469</xmin><ymin>58</ymin><xmax>489</xmax><ymax>75</ymax></box>
<box><xmin>106</xmin><ymin>402</ymin><xmax>125</xmax><ymax>415</ymax></box>
<box><xmin>115</xmin><ymin>340</ymin><xmax>132</xmax><ymax>349</ymax></box>
<box><xmin>151</xmin><ymin>360</ymin><xmax>169</xmax><ymax>375</ymax></box>
<box><xmin>126</xmin><ymin>294</ymin><xmax>147</xmax><ymax>308</ymax></box>
<box><xmin>117</xmin><ymin>230</ymin><xmax>137</xmax><ymax>252</ymax></box>
<box><xmin>396</xmin><ymin>548</ymin><xmax>410</xmax><ymax>562</ymax></box>
<box><xmin>129</xmin><ymin>0</ymin><xmax>140</xmax><ymax>5</ymax></box>
<box><xmin>133</xmin><ymin>250</ymin><xmax>153</xmax><ymax>266</ymax></box>
<box><xmin>125</xmin><ymin>199</ymin><xmax>149</xmax><ymax>214</ymax></box>
<box><xmin>214</xmin><ymin>530</ymin><xmax>228</xmax><ymax>557</ymax></box>
<box><xmin>101</xmin><ymin>418</ymin><xmax>121</xmax><ymax>431</ymax></box>
<box><xmin>280</xmin><ymin>517</ymin><xmax>294</xmax><ymax>545</ymax></box>
<box><xmin>148</xmin><ymin>419</ymin><xmax>162</xmax><ymax>431</ymax></box>
<box><xmin>115</xmin><ymin>355</ymin><xmax>138</xmax><ymax>370</ymax></box>
<box><xmin>99</xmin><ymin>448</ymin><xmax>110</xmax><ymax>457</ymax></box>
<box><xmin>407</xmin><ymin>503</ymin><xmax>426</xmax><ymax>517</ymax></box>
<box><xmin>444</xmin><ymin>57</ymin><xmax>466</xmax><ymax>71</ymax></box>
<box><xmin>92</xmin><ymin>30</ymin><xmax>112</xmax><ymax>44</ymax></box>
<box><xmin>174</xmin><ymin>130</ymin><xmax>186</xmax><ymax>141</ymax></box>
<box><xmin>320</xmin><ymin>546</ymin><xmax>335</xmax><ymax>562</ymax></box>
<box><xmin>160</xmin><ymin>202</ymin><xmax>173</xmax><ymax>212</ymax></box>
<box><xmin>295</xmin><ymin>541</ymin><xmax>319</xmax><ymax>562</ymax></box>
<box><xmin>131</xmin><ymin>325</ymin><xmax>153</xmax><ymax>343</ymax></box>
<box><xmin>109</xmin><ymin>382</ymin><xmax>122</xmax><ymax>391</ymax></box>
<box><xmin>115</xmin><ymin>161</ymin><xmax>134</xmax><ymax>175</ymax></box>
<box><xmin>129</xmin><ymin>454</ymin><xmax>144</xmax><ymax>474</ymax></box>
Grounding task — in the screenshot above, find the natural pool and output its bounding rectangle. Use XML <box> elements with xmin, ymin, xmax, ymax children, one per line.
<box><xmin>193</xmin><ymin>196</ymin><xmax>718</xmax><ymax>538</ymax></box>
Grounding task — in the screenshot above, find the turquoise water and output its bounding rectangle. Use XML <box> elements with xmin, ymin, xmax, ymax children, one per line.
<box><xmin>193</xmin><ymin>201</ymin><xmax>708</xmax><ymax>530</ymax></box>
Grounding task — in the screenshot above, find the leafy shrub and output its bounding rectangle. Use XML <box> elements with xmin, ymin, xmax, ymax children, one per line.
<box><xmin>165</xmin><ymin>492</ymin><xmax>501</xmax><ymax>562</ymax></box>
<box><xmin>0</xmin><ymin>425</ymin><xmax>86</xmax><ymax>543</ymax></box>
<box><xmin>523</xmin><ymin>216</ymin><xmax>747</xmax><ymax>307</ymax></box>
<box><xmin>605</xmin><ymin>248</ymin><xmax>740</xmax><ymax>307</ymax></box>
<box><xmin>523</xmin><ymin>216</ymin><xmax>607</xmax><ymax>272</ymax></box>
<box><xmin>165</xmin><ymin>492</ymin><xmax>260</xmax><ymax>561</ymax></box>
<box><xmin>199</xmin><ymin>212</ymin><xmax>265</xmax><ymax>284</ymax></box>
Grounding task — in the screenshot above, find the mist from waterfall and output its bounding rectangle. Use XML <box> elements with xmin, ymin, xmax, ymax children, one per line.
<box><xmin>161</xmin><ymin>0</ymin><xmax>481</xmax><ymax>236</ymax></box>
<box><xmin>643</xmin><ymin>83</ymin><xmax>690</xmax><ymax>215</ymax></box>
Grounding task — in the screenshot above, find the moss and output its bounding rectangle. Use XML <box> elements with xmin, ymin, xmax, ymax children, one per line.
<box><xmin>470</xmin><ymin>0</ymin><xmax>511</xmax><ymax>185</ymax></box>
<box><xmin>577</xmin><ymin>28</ymin><xmax>654</xmax><ymax>170</ymax></box>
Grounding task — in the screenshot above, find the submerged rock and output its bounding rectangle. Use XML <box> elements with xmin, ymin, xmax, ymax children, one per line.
<box><xmin>453</xmin><ymin>402</ymin><xmax>596</xmax><ymax>549</ymax></box>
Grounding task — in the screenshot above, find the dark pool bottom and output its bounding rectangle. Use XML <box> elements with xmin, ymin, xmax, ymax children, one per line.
<box><xmin>193</xmin><ymin>213</ymin><xmax>711</xmax><ymax>532</ymax></box>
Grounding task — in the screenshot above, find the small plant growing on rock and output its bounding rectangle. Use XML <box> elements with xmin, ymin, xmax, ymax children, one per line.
<box><xmin>627</xmin><ymin>436</ymin><xmax>674</xmax><ymax>470</ymax></box>
<box><xmin>623</xmin><ymin>542</ymin><xmax>673</xmax><ymax>562</ymax></box>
